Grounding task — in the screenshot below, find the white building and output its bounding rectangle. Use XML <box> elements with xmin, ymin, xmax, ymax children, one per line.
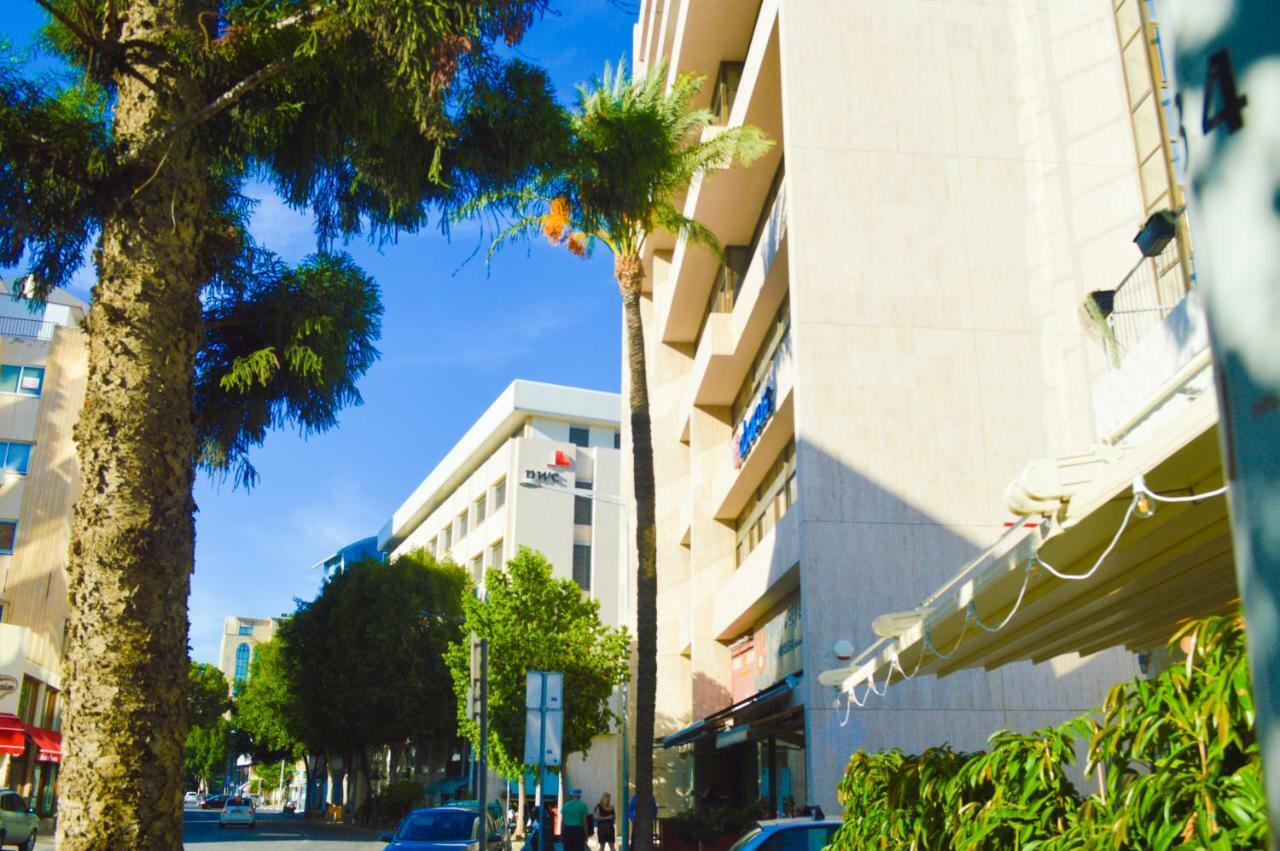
<box><xmin>217</xmin><ymin>616</ymin><xmax>280</xmax><ymax>696</ymax></box>
<box><xmin>379</xmin><ymin>379</ymin><xmax>625</xmax><ymax>803</ymax></box>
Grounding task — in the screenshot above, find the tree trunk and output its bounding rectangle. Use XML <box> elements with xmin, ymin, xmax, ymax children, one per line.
<box><xmin>55</xmin><ymin>4</ymin><xmax>208</xmax><ymax>849</ymax></box>
<box><xmin>616</xmin><ymin>253</ymin><xmax>657</xmax><ymax>851</ymax></box>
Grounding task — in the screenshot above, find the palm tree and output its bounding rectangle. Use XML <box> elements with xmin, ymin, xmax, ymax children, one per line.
<box><xmin>479</xmin><ymin>60</ymin><xmax>770</xmax><ymax>851</ymax></box>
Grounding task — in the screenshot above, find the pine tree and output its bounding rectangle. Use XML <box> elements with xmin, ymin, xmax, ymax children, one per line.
<box><xmin>0</xmin><ymin>2</ymin><xmax>564</xmax><ymax>847</ymax></box>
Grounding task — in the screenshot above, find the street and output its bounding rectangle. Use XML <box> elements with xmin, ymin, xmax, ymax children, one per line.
<box><xmin>180</xmin><ymin>810</ymin><xmax>387</xmax><ymax>849</ymax></box>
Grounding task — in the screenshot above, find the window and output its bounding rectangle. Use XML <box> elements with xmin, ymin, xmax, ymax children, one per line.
<box><xmin>734</xmin><ymin>440</ymin><xmax>796</xmax><ymax>566</ymax></box>
<box><xmin>574</xmin><ymin>495</ymin><xmax>593</xmax><ymax>526</ymax></box>
<box><xmin>572</xmin><ymin>543</ymin><xmax>591</xmax><ymax>591</ymax></box>
<box><xmin>759</xmin><ymin>827</ymin><xmax>837</xmax><ymax>851</ymax></box>
<box><xmin>568</xmin><ymin>425</ymin><xmax>590</xmax><ymax>448</ymax></box>
<box><xmin>470</xmin><ymin>554</ymin><xmax>483</xmax><ymax>580</ymax></box>
<box><xmin>1</xmin><ymin>792</ymin><xmax>29</xmax><ymax>813</ymax></box>
<box><xmin>442</xmin><ymin>526</ymin><xmax>452</xmax><ymax>553</ymax></box>
<box><xmin>0</xmin><ymin>365</ymin><xmax>44</xmax><ymax>397</ymax></box>
<box><xmin>732</xmin><ymin>298</ymin><xmax>790</xmax><ymax>424</ymax></box>
<box><xmin>613</xmin><ymin>431</ymin><xmax>621</xmax><ymax>449</ymax></box>
<box><xmin>489</xmin><ymin>539</ymin><xmax>503</xmax><ymax>569</ymax></box>
<box><xmin>0</xmin><ymin>442</ymin><xmax>32</xmax><ymax>475</ymax></box>
<box><xmin>41</xmin><ymin>687</ymin><xmax>58</xmax><ymax>730</ymax></box>
<box><xmin>0</xmin><ymin>521</ymin><xmax>17</xmax><ymax>555</ymax></box>
<box><xmin>234</xmin><ymin>642</ymin><xmax>251</xmax><ymax>682</ymax></box>
<box><xmin>428</xmin><ymin>537</ymin><xmax>438</xmax><ymax>558</ymax></box>
<box><xmin>493</xmin><ymin>478</ymin><xmax>506</xmax><ymax>510</ymax></box>
<box><xmin>456</xmin><ymin>510</ymin><xmax>468</xmax><ymax>539</ymax></box>
<box><xmin>576</xmin><ymin>479</ymin><xmax>593</xmax><ymax>491</ymax></box>
<box><xmin>238</xmin><ymin>624</ymin><xmax>252</xmax><ymax>636</ymax></box>
<box><xmin>474</xmin><ymin>494</ymin><xmax>486</xmax><ymax>524</ymax></box>
<box><xmin>16</xmin><ymin>676</ymin><xmax>38</xmax><ymax>724</ymax></box>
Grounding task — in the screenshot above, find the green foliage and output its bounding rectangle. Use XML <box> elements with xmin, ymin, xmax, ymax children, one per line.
<box><xmin>1</xmin><ymin>0</ymin><xmax>566</xmax><ymax>485</ymax></box>
<box><xmin>281</xmin><ymin>551</ymin><xmax>468</xmax><ymax>757</ymax></box>
<box><xmin>184</xmin><ymin>716</ymin><xmax>231</xmax><ymax>789</ymax></box>
<box><xmin>470</xmin><ymin>58</ymin><xmax>772</xmax><ymax>264</ymax></box>
<box><xmin>828</xmin><ymin>615</ymin><xmax>1265</xmax><ymax>851</ymax></box>
<box><xmin>233</xmin><ymin>636</ymin><xmax>305</xmax><ymax>760</ymax></box>
<box><xmin>188</xmin><ymin>662</ymin><xmax>231</xmax><ymax>729</ymax></box>
<box><xmin>446</xmin><ymin>547</ymin><xmax>630</xmax><ymax>778</ymax></box>
<box><xmin>376</xmin><ymin>779</ymin><xmax>426</xmax><ymax>821</ymax></box>
<box><xmin>251</xmin><ymin>758</ymin><xmax>296</xmax><ymax>795</ymax></box>
<box><xmin>665</xmin><ymin>804</ymin><xmax>757</xmax><ymax>843</ymax></box>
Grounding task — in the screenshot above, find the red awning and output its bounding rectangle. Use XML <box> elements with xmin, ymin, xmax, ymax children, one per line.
<box><xmin>0</xmin><ymin>714</ymin><xmax>24</xmax><ymax>757</ymax></box>
<box><xmin>23</xmin><ymin>724</ymin><xmax>60</xmax><ymax>763</ymax></box>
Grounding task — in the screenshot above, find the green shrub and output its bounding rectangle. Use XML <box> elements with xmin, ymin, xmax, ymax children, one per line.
<box><xmin>376</xmin><ymin>779</ymin><xmax>424</xmax><ymax>821</ymax></box>
<box><xmin>828</xmin><ymin>614</ymin><xmax>1266</xmax><ymax>851</ymax></box>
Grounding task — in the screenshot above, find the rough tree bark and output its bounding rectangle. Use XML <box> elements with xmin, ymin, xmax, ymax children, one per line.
<box><xmin>616</xmin><ymin>252</ymin><xmax>657</xmax><ymax>851</ymax></box>
<box><xmin>56</xmin><ymin>2</ymin><xmax>209</xmax><ymax>848</ymax></box>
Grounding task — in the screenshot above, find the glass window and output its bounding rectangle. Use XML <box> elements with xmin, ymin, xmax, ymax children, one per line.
<box><xmin>0</xmin><ymin>365</ymin><xmax>44</xmax><ymax>397</ymax></box>
<box><xmin>475</xmin><ymin>494</ymin><xmax>487</xmax><ymax>524</ymax></box>
<box><xmin>734</xmin><ymin>440</ymin><xmax>796</xmax><ymax>566</ymax></box>
<box><xmin>234</xmin><ymin>643</ymin><xmax>251</xmax><ymax>682</ymax></box>
<box><xmin>613</xmin><ymin>431</ymin><xmax>621</xmax><ymax>449</ymax></box>
<box><xmin>16</xmin><ymin>676</ymin><xmax>38</xmax><ymax>724</ymax></box>
<box><xmin>574</xmin><ymin>495</ymin><xmax>593</xmax><ymax>526</ymax></box>
<box><xmin>0</xmin><ymin>520</ymin><xmax>17</xmax><ymax>555</ymax></box>
<box><xmin>397</xmin><ymin>810</ymin><xmax>478</xmax><ymax>842</ymax></box>
<box><xmin>732</xmin><ymin>298</ymin><xmax>790</xmax><ymax>424</ymax></box>
<box><xmin>569</xmin><ymin>426</ymin><xmax>590</xmax><ymax>447</ymax></box>
<box><xmin>41</xmin><ymin>687</ymin><xmax>57</xmax><ymax>729</ymax></box>
<box><xmin>457</xmin><ymin>511</ymin><xmax>468</xmax><ymax>539</ymax></box>
<box><xmin>470</xmin><ymin>554</ymin><xmax>483</xmax><ymax>580</ymax></box>
<box><xmin>493</xmin><ymin>478</ymin><xmax>506</xmax><ymax>509</ymax></box>
<box><xmin>0</xmin><ymin>442</ymin><xmax>32</xmax><ymax>475</ymax></box>
<box><xmin>442</xmin><ymin>526</ymin><xmax>452</xmax><ymax>552</ymax></box>
<box><xmin>759</xmin><ymin>828</ymin><xmax>835</xmax><ymax>851</ymax></box>
<box><xmin>576</xmin><ymin>478</ymin><xmax>593</xmax><ymax>491</ymax></box>
<box><xmin>489</xmin><ymin>539</ymin><xmax>503</xmax><ymax>569</ymax></box>
<box><xmin>572</xmin><ymin>543</ymin><xmax>591</xmax><ymax>591</ymax></box>
<box><xmin>428</xmin><ymin>537</ymin><xmax>438</xmax><ymax>558</ymax></box>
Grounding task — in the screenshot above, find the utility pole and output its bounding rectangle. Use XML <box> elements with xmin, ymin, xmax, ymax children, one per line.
<box><xmin>478</xmin><ymin>636</ymin><xmax>489</xmax><ymax>816</ymax></box>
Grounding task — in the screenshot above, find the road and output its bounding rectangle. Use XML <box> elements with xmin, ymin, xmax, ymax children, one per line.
<box><xmin>182</xmin><ymin>808</ymin><xmax>388</xmax><ymax>849</ymax></box>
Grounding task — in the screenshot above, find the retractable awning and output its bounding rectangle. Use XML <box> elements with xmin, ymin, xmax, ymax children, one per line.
<box><xmin>23</xmin><ymin>724</ymin><xmax>60</xmax><ymax>763</ymax></box>
<box><xmin>0</xmin><ymin>714</ymin><xmax>24</xmax><ymax>756</ymax></box>
<box><xmin>820</xmin><ymin>388</ymin><xmax>1233</xmax><ymax>695</ymax></box>
<box><xmin>659</xmin><ymin>674</ymin><xmax>801</xmax><ymax>749</ymax></box>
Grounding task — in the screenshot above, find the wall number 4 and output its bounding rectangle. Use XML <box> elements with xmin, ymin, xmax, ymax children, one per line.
<box><xmin>1202</xmin><ymin>49</ymin><xmax>1248</xmax><ymax>135</ymax></box>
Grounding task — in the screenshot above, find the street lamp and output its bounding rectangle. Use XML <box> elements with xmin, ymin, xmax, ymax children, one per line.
<box><xmin>519</xmin><ymin>479</ymin><xmax>633</xmax><ymax>851</ymax></box>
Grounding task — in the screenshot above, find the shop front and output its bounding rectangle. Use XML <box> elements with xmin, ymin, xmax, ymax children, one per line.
<box><xmin>662</xmin><ymin>597</ymin><xmax>806</xmax><ymax>817</ymax></box>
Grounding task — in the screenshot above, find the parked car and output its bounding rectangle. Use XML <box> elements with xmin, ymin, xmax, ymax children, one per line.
<box><xmin>199</xmin><ymin>794</ymin><xmax>228</xmax><ymax>810</ymax></box>
<box><xmin>724</xmin><ymin>816</ymin><xmax>841</xmax><ymax>851</ymax></box>
<box><xmin>380</xmin><ymin>805</ymin><xmax>509</xmax><ymax>851</ymax></box>
<box><xmin>0</xmin><ymin>788</ymin><xmax>38</xmax><ymax>851</ymax></box>
<box><xmin>219</xmin><ymin>796</ymin><xmax>256</xmax><ymax>829</ymax></box>
<box><xmin>183</xmin><ymin>791</ymin><xmax>199</xmax><ymax>805</ymax></box>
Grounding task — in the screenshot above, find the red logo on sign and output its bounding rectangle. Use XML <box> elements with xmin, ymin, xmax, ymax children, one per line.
<box><xmin>551</xmin><ymin>451</ymin><xmax>573</xmax><ymax>468</ymax></box>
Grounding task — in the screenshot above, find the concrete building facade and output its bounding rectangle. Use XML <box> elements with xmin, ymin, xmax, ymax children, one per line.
<box><xmin>379</xmin><ymin>380</ymin><xmax>626</xmax><ymax>803</ymax></box>
<box><xmin>217</xmin><ymin>616</ymin><xmax>281</xmax><ymax>696</ymax></box>
<box><xmin>0</xmin><ymin>280</ymin><xmax>89</xmax><ymax>817</ymax></box>
<box><xmin>624</xmin><ymin>0</ymin><xmax>1199</xmax><ymax>815</ymax></box>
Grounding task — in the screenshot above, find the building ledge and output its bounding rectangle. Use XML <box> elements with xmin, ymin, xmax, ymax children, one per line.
<box><xmin>713</xmin><ymin>509</ymin><xmax>800</xmax><ymax>641</ymax></box>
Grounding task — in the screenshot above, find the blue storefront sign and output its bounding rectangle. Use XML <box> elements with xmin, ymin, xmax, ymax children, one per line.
<box><xmin>733</xmin><ymin>376</ymin><xmax>777</xmax><ymax>468</ymax></box>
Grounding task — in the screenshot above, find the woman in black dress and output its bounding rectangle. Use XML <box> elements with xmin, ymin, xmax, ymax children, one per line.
<box><xmin>593</xmin><ymin>793</ymin><xmax>617</xmax><ymax>851</ymax></box>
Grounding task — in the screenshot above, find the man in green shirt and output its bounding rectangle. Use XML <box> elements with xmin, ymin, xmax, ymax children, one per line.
<box><xmin>561</xmin><ymin>788</ymin><xmax>589</xmax><ymax>851</ymax></box>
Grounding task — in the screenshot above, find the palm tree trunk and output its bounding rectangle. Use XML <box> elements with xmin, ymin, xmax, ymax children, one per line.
<box><xmin>56</xmin><ymin>4</ymin><xmax>207</xmax><ymax>849</ymax></box>
<box><xmin>616</xmin><ymin>253</ymin><xmax>657</xmax><ymax>851</ymax></box>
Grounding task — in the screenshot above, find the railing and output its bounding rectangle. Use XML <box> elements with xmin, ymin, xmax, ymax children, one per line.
<box><xmin>694</xmin><ymin>246</ymin><xmax>750</xmax><ymax>348</ymax></box>
<box><xmin>711</xmin><ymin>62</ymin><xmax>744</xmax><ymax>126</ymax></box>
<box><xmin>1105</xmin><ymin>232</ymin><xmax>1190</xmax><ymax>360</ymax></box>
<box><xmin>0</xmin><ymin>316</ymin><xmax>57</xmax><ymax>340</ymax></box>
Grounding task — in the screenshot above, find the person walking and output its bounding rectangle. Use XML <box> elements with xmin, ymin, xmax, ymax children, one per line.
<box><xmin>561</xmin><ymin>788</ymin><xmax>590</xmax><ymax>851</ymax></box>
<box><xmin>593</xmin><ymin>793</ymin><xmax>617</xmax><ymax>851</ymax></box>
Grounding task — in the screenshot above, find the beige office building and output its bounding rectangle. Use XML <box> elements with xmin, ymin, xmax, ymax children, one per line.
<box><xmin>626</xmin><ymin>0</ymin><xmax>1222</xmax><ymax>815</ymax></box>
<box><xmin>381</xmin><ymin>380</ymin><xmax>626</xmax><ymax>803</ymax></box>
<box><xmin>0</xmin><ymin>280</ymin><xmax>89</xmax><ymax>817</ymax></box>
<box><xmin>218</xmin><ymin>616</ymin><xmax>281</xmax><ymax>695</ymax></box>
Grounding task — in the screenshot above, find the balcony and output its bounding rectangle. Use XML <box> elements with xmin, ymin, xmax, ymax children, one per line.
<box><xmin>0</xmin><ymin>316</ymin><xmax>58</xmax><ymax>341</ymax></box>
<box><xmin>710</xmin><ymin>62</ymin><xmax>745</xmax><ymax>126</ymax></box>
<box><xmin>713</xmin><ymin>507</ymin><xmax>799</xmax><ymax>641</ymax></box>
<box><xmin>654</xmin><ymin>3</ymin><xmax>784</xmax><ymax>343</ymax></box>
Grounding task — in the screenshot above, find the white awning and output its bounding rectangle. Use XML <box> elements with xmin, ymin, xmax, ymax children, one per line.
<box><xmin>819</xmin><ymin>387</ymin><xmax>1233</xmax><ymax>695</ymax></box>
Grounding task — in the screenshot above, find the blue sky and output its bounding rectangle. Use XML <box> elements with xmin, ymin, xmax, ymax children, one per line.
<box><xmin>2</xmin><ymin>2</ymin><xmax>635</xmax><ymax>664</ymax></box>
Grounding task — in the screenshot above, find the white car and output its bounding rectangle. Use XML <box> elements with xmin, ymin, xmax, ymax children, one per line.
<box><xmin>183</xmin><ymin>791</ymin><xmax>198</xmax><ymax>805</ymax></box>
<box><xmin>218</xmin><ymin>796</ymin><xmax>256</xmax><ymax>829</ymax></box>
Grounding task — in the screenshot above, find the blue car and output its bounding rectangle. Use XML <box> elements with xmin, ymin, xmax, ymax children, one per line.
<box><xmin>725</xmin><ymin>817</ymin><xmax>842</xmax><ymax>851</ymax></box>
<box><xmin>381</xmin><ymin>805</ymin><xmax>510</xmax><ymax>851</ymax></box>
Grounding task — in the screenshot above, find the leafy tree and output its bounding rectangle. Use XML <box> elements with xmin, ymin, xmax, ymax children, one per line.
<box><xmin>251</xmin><ymin>758</ymin><xmax>296</xmax><ymax>797</ymax></box>
<box><xmin>234</xmin><ymin>636</ymin><xmax>303</xmax><ymax>761</ymax></box>
<box><xmin>183</xmin><ymin>662</ymin><xmax>231</xmax><ymax>791</ymax></box>
<box><xmin>470</xmin><ymin>61</ymin><xmax>769</xmax><ymax>849</ymax></box>
<box><xmin>281</xmin><ymin>552</ymin><xmax>468</xmax><ymax>800</ymax></box>
<box><xmin>445</xmin><ymin>547</ymin><xmax>630</xmax><ymax>782</ymax></box>
<box><xmin>1</xmin><ymin>2</ymin><xmax>563</xmax><ymax>846</ymax></box>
